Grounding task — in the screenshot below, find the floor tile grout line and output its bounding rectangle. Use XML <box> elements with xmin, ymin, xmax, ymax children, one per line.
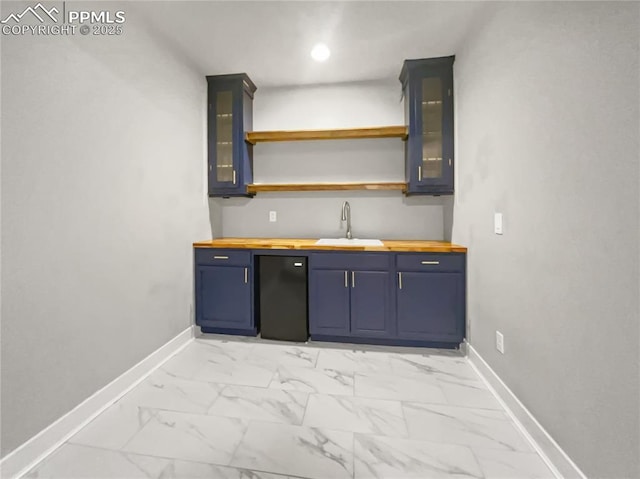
<box><xmin>312</xmin><ymin>348</ymin><xmax>321</xmax><ymax>368</ymax></box>
<box><xmin>351</xmin><ymin>432</ymin><xmax>356</xmax><ymax>479</ymax></box>
<box><xmin>227</xmin><ymin>418</ymin><xmax>253</xmax><ymax>469</ymax></box>
<box><xmin>351</xmin><ymin>368</ymin><xmax>356</xmax><ymax>398</ymax></box>
<box><xmin>108</xmin><ymin>401</ymin><xmax>535</xmax><ymax>457</ymax></box>
<box><xmin>18</xmin><ymin>439</ymin><xmax>69</xmax><ymax>477</ymax></box>
<box><xmin>401</xmin><ymin>406</ymin><xmax>537</xmax><ymax>454</ymax></box>
<box><xmin>351</xmin><ymin>428</ymin><xmax>541</xmax><ymax>458</ymax></box>
<box><xmin>75</xmin><ymin>404</ymin><xmax>324</xmax><ymax>456</ymax></box>
<box><xmin>300</xmin><ymin>399</ymin><xmax>409</xmax><ymax>438</ymax></box>
<box><xmin>299</xmin><ymin>392</ymin><xmax>313</xmax><ymax>427</ymax></box>
<box><xmin>352</xmin><ymin>371</ymin><xmax>359</xmax><ymax>398</ymax></box>
<box><xmin>201</xmin><ymin>386</ymin><xmax>224</xmax><ymax>417</ymax></box>
<box><xmin>171</xmin><ymin>369</ymin><xmax>278</xmax><ymax>389</ymax></box>
<box><xmin>66</xmin><ymin>403</ymin><xmax>158</xmax><ymax>454</ymax></box>
<box><xmin>263</xmin><ymin>363</ymin><xmax>279</xmax><ymax>390</ymax></box>
<box><xmin>466</xmin><ymin>446</ymin><xmax>489</xmax><ymax>479</ymax></box>
<box><xmin>223</xmin><ymin>417</ymin><xmax>346</xmax><ymax>479</ymax></box>
<box><xmin>54</xmin><ymin>440</ymin><xmax>306</xmax><ymax>479</ymax></box>
<box><xmin>402</xmin><ymin>401</ymin><xmax>536</xmax><ymax>448</ymax></box>
<box><xmin>162</xmin><ymin>370</ymin><xmax>495</xmax><ymax>407</ymax></box>
<box><xmin>117</xmin><ymin>406</ymin><xmax>165</xmax><ymax>452</ymax></box>
<box><xmin>399</xmin><ymin>400</ymin><xmax>411</xmax><ymax>438</ymax></box>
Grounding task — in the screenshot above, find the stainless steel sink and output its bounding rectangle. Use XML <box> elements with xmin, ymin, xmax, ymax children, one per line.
<box><xmin>315</xmin><ymin>238</ymin><xmax>384</xmax><ymax>247</ymax></box>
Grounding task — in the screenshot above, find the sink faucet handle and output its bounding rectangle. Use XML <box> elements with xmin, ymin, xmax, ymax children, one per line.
<box><xmin>341</xmin><ymin>201</ymin><xmax>350</xmax><ymax>216</ymax></box>
<box><xmin>341</xmin><ymin>201</ymin><xmax>353</xmax><ymax>239</ymax></box>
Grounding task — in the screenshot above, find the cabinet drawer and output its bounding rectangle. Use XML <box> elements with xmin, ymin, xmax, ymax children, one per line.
<box><xmin>311</xmin><ymin>253</ymin><xmax>390</xmax><ymax>271</ymax></box>
<box><xmin>396</xmin><ymin>253</ymin><xmax>464</xmax><ymax>272</ymax></box>
<box><xmin>194</xmin><ymin>249</ymin><xmax>251</xmax><ymax>267</ymax></box>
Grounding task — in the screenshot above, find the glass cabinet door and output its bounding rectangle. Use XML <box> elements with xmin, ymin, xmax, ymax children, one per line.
<box><xmin>421</xmin><ymin>77</ymin><xmax>443</xmax><ymax>182</ymax></box>
<box><xmin>215</xmin><ymin>90</ymin><xmax>235</xmax><ymax>184</ymax></box>
<box><xmin>207</xmin><ymin>73</ymin><xmax>256</xmax><ymax>197</ymax></box>
<box><xmin>400</xmin><ymin>56</ymin><xmax>454</xmax><ymax>195</ymax></box>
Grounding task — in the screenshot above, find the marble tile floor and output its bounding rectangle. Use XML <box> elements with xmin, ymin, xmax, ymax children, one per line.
<box><xmin>24</xmin><ymin>336</ymin><xmax>555</xmax><ymax>479</ymax></box>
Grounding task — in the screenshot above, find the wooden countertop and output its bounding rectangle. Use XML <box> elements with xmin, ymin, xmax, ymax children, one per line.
<box><xmin>193</xmin><ymin>238</ymin><xmax>467</xmax><ymax>253</ymax></box>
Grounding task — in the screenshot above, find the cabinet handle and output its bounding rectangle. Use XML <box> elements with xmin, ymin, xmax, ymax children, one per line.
<box><xmin>244</xmin><ymin>267</ymin><xmax>248</xmax><ymax>284</ymax></box>
<box><xmin>214</xmin><ymin>256</ymin><xmax>229</xmax><ymax>260</ymax></box>
<box><xmin>421</xmin><ymin>261</ymin><xmax>440</xmax><ymax>265</ymax></box>
<box><xmin>418</xmin><ymin>165</ymin><xmax>422</xmax><ymax>180</ymax></box>
<box><xmin>344</xmin><ymin>271</ymin><xmax>348</xmax><ymax>288</ymax></box>
<box><xmin>398</xmin><ymin>272</ymin><xmax>402</xmax><ymax>289</ymax></box>
<box><xmin>351</xmin><ymin>271</ymin><xmax>355</xmax><ymax>288</ymax></box>
<box><xmin>232</xmin><ymin>169</ymin><xmax>237</xmax><ymax>185</ymax></box>
<box><xmin>449</xmin><ymin>158</ymin><xmax>452</xmax><ymax>167</ymax></box>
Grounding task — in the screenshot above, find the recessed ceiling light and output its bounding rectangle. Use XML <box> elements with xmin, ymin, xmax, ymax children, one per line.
<box><xmin>311</xmin><ymin>43</ymin><xmax>330</xmax><ymax>62</ymax></box>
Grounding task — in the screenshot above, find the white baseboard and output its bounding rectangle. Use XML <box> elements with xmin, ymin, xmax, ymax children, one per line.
<box><xmin>0</xmin><ymin>326</ymin><xmax>195</xmax><ymax>479</ymax></box>
<box><xmin>467</xmin><ymin>344</ymin><xmax>587</xmax><ymax>479</ymax></box>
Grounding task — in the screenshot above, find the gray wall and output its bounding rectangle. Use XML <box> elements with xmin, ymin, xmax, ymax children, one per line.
<box><xmin>0</xmin><ymin>23</ymin><xmax>3</xmax><ymax>459</ymax></box>
<box><xmin>217</xmin><ymin>81</ymin><xmax>445</xmax><ymax>240</ymax></box>
<box><xmin>0</xmin><ymin>5</ymin><xmax>211</xmax><ymax>456</ymax></box>
<box><xmin>453</xmin><ymin>3</ymin><xmax>639</xmax><ymax>477</ymax></box>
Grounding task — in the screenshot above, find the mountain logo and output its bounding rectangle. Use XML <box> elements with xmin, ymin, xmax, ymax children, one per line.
<box><xmin>1</xmin><ymin>3</ymin><xmax>59</xmax><ymax>24</ymax></box>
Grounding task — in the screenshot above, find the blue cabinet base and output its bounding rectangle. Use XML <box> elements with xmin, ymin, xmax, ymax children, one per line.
<box><xmin>195</xmin><ymin>248</ymin><xmax>466</xmax><ymax>349</ymax></box>
<box><xmin>310</xmin><ymin>334</ymin><xmax>461</xmax><ymax>350</ymax></box>
<box><xmin>200</xmin><ymin>326</ymin><xmax>258</xmax><ymax>336</ymax></box>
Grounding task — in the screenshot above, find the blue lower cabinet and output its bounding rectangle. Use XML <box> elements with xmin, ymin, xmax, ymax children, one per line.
<box><xmin>195</xmin><ymin>264</ymin><xmax>255</xmax><ymax>335</ymax></box>
<box><xmin>397</xmin><ymin>271</ymin><xmax>464</xmax><ymax>342</ymax></box>
<box><xmin>309</xmin><ymin>252</ymin><xmax>393</xmax><ymax>340</ymax></box>
<box><xmin>309</xmin><ymin>268</ymin><xmax>392</xmax><ymax>339</ymax></box>
<box><xmin>193</xmin><ymin>248</ymin><xmax>466</xmax><ymax>347</ymax></box>
<box><xmin>309</xmin><ymin>269</ymin><xmax>350</xmax><ymax>336</ymax></box>
<box><xmin>309</xmin><ymin>252</ymin><xmax>465</xmax><ymax>348</ymax></box>
<box><xmin>350</xmin><ymin>270</ymin><xmax>391</xmax><ymax>338</ymax></box>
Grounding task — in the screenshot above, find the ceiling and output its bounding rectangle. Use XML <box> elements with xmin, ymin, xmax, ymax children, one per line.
<box><xmin>134</xmin><ymin>1</ymin><xmax>487</xmax><ymax>87</ymax></box>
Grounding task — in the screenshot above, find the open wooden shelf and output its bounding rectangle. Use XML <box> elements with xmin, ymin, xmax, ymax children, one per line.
<box><xmin>245</xmin><ymin>126</ymin><xmax>408</xmax><ymax>144</ymax></box>
<box><xmin>247</xmin><ymin>182</ymin><xmax>407</xmax><ymax>194</ymax></box>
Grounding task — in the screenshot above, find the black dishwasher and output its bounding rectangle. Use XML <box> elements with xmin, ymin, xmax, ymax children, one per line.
<box><xmin>257</xmin><ymin>256</ymin><xmax>308</xmax><ymax>342</ymax></box>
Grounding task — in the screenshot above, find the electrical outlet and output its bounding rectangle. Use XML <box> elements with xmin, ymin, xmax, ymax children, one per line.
<box><xmin>269</xmin><ymin>211</ymin><xmax>277</xmax><ymax>222</ymax></box>
<box><xmin>494</xmin><ymin>213</ymin><xmax>503</xmax><ymax>235</ymax></box>
<box><xmin>496</xmin><ymin>331</ymin><xmax>505</xmax><ymax>354</ymax></box>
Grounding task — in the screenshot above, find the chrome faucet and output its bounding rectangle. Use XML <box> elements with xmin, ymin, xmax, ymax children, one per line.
<box><xmin>341</xmin><ymin>201</ymin><xmax>353</xmax><ymax>239</ymax></box>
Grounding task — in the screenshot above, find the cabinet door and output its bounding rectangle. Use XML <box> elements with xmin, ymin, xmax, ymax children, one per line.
<box><xmin>196</xmin><ymin>265</ymin><xmax>252</xmax><ymax>331</ymax></box>
<box><xmin>413</xmin><ymin>70</ymin><xmax>453</xmax><ymax>192</ymax></box>
<box><xmin>402</xmin><ymin>57</ymin><xmax>454</xmax><ymax>196</ymax></box>
<box><xmin>208</xmin><ymin>83</ymin><xmax>241</xmax><ymax>194</ymax></box>
<box><xmin>350</xmin><ymin>271</ymin><xmax>391</xmax><ymax>338</ymax></box>
<box><xmin>207</xmin><ymin>75</ymin><xmax>255</xmax><ymax>197</ymax></box>
<box><xmin>397</xmin><ymin>272</ymin><xmax>462</xmax><ymax>342</ymax></box>
<box><xmin>309</xmin><ymin>269</ymin><xmax>350</xmax><ymax>336</ymax></box>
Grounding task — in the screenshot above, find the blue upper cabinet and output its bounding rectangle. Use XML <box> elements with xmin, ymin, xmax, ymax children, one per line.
<box><xmin>400</xmin><ymin>56</ymin><xmax>454</xmax><ymax>195</ymax></box>
<box><xmin>207</xmin><ymin>74</ymin><xmax>256</xmax><ymax>197</ymax></box>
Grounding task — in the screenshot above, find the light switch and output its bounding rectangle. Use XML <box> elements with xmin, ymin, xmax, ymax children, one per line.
<box><xmin>269</xmin><ymin>211</ymin><xmax>277</xmax><ymax>222</ymax></box>
<box><xmin>494</xmin><ymin>213</ymin><xmax>503</xmax><ymax>235</ymax></box>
